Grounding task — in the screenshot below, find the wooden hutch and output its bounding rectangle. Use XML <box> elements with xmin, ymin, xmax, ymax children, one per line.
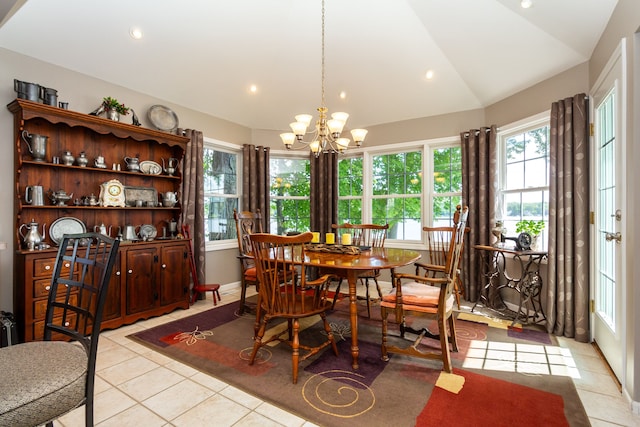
<box><xmin>9</xmin><ymin>99</ymin><xmax>191</xmax><ymax>342</ymax></box>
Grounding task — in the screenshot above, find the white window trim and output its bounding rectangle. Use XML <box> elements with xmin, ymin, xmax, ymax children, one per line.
<box><xmin>498</xmin><ymin>112</ymin><xmax>550</xmax><ymax>202</ymax></box>
<box><xmin>497</xmin><ymin>112</ymin><xmax>551</xmax><ymax>251</ymax></box>
<box><xmin>360</xmin><ymin>137</ymin><xmax>459</xmax><ymax>250</ymax></box>
<box><xmin>204</xmin><ymin>137</ymin><xmax>242</xmax><ymax>251</ymax></box>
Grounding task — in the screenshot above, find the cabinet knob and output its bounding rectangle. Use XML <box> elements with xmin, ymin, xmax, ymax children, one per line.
<box><xmin>162</xmin><ymin>264</ymin><xmax>167</xmax><ymax>269</ymax></box>
<box><xmin>45</xmin><ymin>285</ymin><xmax>50</xmax><ymax>291</ymax></box>
<box><xmin>64</xmin><ymin>321</ymin><xmax>70</xmax><ymax>327</ymax></box>
<box><xmin>64</xmin><ymin>263</ymin><xmax>70</xmax><ymax>268</ymax></box>
<box><xmin>45</xmin><ymin>265</ymin><xmax>51</xmax><ymax>270</ymax></box>
<box><xmin>116</xmin><ymin>271</ymin><xmax>121</xmax><ymax>276</ymax></box>
<box><xmin>128</xmin><ymin>269</ymin><xmax>133</xmax><ymax>274</ymax></box>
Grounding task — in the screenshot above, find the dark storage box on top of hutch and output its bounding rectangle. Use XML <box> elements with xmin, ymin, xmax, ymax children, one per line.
<box><xmin>9</xmin><ymin>99</ymin><xmax>191</xmax><ymax>342</ymax></box>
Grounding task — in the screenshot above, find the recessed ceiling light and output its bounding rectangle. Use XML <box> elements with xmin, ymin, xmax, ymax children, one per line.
<box><xmin>339</xmin><ymin>91</ymin><xmax>347</xmax><ymax>100</ymax></box>
<box><xmin>425</xmin><ymin>70</ymin><xmax>434</xmax><ymax>80</ymax></box>
<box><xmin>129</xmin><ymin>27</ymin><xmax>143</xmax><ymax>39</ymax></box>
<box><xmin>521</xmin><ymin>0</ymin><xmax>532</xmax><ymax>9</ymax></box>
<box><xmin>249</xmin><ymin>84</ymin><xmax>258</xmax><ymax>93</ymax></box>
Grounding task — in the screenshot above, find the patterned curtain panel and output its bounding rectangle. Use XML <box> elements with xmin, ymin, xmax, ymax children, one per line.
<box><xmin>310</xmin><ymin>151</ymin><xmax>338</xmax><ymax>234</ymax></box>
<box><xmin>547</xmin><ymin>93</ymin><xmax>590</xmax><ymax>342</ymax></box>
<box><xmin>179</xmin><ymin>128</ymin><xmax>206</xmax><ymax>286</ymax></box>
<box><xmin>241</xmin><ymin>144</ymin><xmax>270</xmax><ymax>232</ymax></box>
<box><xmin>461</xmin><ymin>125</ymin><xmax>498</xmax><ymax>302</ymax></box>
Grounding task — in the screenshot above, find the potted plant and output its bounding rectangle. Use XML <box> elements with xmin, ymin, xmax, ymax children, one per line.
<box><xmin>516</xmin><ymin>219</ymin><xmax>545</xmax><ymax>249</ymax></box>
<box><xmin>102</xmin><ymin>97</ymin><xmax>129</xmax><ymax>121</ymax></box>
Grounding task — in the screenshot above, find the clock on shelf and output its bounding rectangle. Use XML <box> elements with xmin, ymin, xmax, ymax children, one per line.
<box><xmin>99</xmin><ymin>179</ymin><xmax>126</xmax><ymax>207</ymax></box>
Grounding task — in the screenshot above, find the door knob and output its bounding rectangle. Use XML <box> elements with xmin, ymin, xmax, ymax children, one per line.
<box><xmin>605</xmin><ymin>232</ymin><xmax>622</xmax><ymax>243</ymax></box>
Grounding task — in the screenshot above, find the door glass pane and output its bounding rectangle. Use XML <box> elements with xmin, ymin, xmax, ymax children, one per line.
<box><xmin>596</xmin><ymin>91</ymin><xmax>616</xmax><ymax>328</ymax></box>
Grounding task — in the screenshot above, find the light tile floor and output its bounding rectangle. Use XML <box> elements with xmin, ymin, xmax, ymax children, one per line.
<box><xmin>52</xmin><ymin>285</ymin><xmax>639</xmax><ymax>427</ymax></box>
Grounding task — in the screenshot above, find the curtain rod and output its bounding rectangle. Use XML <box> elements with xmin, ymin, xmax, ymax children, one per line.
<box><xmin>463</xmin><ymin>127</ymin><xmax>496</xmax><ymax>138</ymax></box>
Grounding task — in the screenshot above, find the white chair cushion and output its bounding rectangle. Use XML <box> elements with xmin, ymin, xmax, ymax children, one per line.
<box><xmin>0</xmin><ymin>341</ymin><xmax>87</xmax><ymax>427</ymax></box>
<box><xmin>381</xmin><ymin>281</ymin><xmax>454</xmax><ymax>313</ymax></box>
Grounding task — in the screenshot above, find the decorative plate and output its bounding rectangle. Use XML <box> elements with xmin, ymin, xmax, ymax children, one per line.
<box><xmin>148</xmin><ymin>105</ymin><xmax>179</xmax><ymax>132</ymax></box>
<box><xmin>139</xmin><ymin>160</ymin><xmax>162</xmax><ymax>175</ymax></box>
<box><xmin>139</xmin><ymin>224</ymin><xmax>158</xmax><ymax>240</ymax></box>
<box><xmin>49</xmin><ymin>217</ymin><xmax>87</xmax><ymax>245</ymax></box>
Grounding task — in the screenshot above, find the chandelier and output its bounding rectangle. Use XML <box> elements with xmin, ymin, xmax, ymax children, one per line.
<box><xmin>280</xmin><ymin>0</ymin><xmax>367</xmax><ymax>157</ymax></box>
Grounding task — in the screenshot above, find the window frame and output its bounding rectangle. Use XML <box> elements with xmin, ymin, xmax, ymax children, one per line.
<box><xmin>269</xmin><ymin>152</ymin><xmax>312</xmax><ymax>235</ymax></box>
<box><xmin>497</xmin><ymin>111</ymin><xmax>551</xmax><ymax>248</ymax></box>
<box><xmin>203</xmin><ymin>137</ymin><xmax>242</xmax><ymax>251</ymax></box>
<box><xmin>355</xmin><ymin>137</ymin><xmax>460</xmax><ymax>249</ymax></box>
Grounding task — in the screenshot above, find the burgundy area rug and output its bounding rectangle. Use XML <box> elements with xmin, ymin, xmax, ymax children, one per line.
<box><xmin>128</xmin><ymin>298</ymin><xmax>590</xmax><ymax>427</ymax></box>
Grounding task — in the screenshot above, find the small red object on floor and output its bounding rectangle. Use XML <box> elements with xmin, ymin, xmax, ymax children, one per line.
<box><xmin>183</xmin><ymin>224</ymin><xmax>221</xmax><ymax>305</ymax></box>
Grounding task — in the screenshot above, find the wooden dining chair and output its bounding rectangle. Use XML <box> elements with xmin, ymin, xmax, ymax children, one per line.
<box><xmin>233</xmin><ymin>209</ymin><xmax>264</xmax><ymax>314</ymax></box>
<box><xmin>380</xmin><ymin>206</ymin><xmax>468</xmax><ymax>372</ymax></box>
<box><xmin>414</xmin><ymin>205</ymin><xmax>468</xmax><ymax>308</ymax></box>
<box><xmin>248</xmin><ymin>232</ymin><xmax>339</xmax><ymax>384</ymax></box>
<box><xmin>331</xmin><ymin>222</ymin><xmax>389</xmax><ymax>317</ymax></box>
<box><xmin>182</xmin><ymin>224</ymin><xmax>221</xmax><ymax>305</ymax></box>
<box><xmin>0</xmin><ymin>233</ymin><xmax>120</xmax><ymax>426</ymax></box>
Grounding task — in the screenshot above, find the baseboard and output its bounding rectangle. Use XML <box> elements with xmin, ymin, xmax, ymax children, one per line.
<box><xmin>219</xmin><ymin>281</ymin><xmax>242</xmax><ymax>292</ymax></box>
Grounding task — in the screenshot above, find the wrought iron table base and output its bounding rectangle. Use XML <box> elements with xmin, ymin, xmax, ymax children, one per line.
<box><xmin>472</xmin><ymin>245</ymin><xmax>547</xmax><ymax>326</ymax></box>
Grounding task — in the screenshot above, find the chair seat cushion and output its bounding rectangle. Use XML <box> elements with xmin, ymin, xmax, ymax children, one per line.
<box><xmin>244</xmin><ymin>267</ymin><xmax>257</xmax><ymax>281</ymax></box>
<box><xmin>381</xmin><ymin>281</ymin><xmax>454</xmax><ymax>313</ymax></box>
<box><xmin>0</xmin><ymin>341</ymin><xmax>88</xmax><ymax>427</ymax></box>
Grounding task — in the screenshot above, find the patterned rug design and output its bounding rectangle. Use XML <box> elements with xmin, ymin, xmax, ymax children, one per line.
<box><xmin>129</xmin><ymin>298</ymin><xmax>589</xmax><ymax>427</ymax></box>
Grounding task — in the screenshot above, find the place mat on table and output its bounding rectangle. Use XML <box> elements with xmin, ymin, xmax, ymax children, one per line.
<box><xmin>304</xmin><ymin>243</ymin><xmax>362</xmax><ymax>254</ymax></box>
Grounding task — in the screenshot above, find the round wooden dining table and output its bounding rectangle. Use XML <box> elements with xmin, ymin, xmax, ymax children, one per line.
<box><xmin>304</xmin><ymin>247</ymin><xmax>421</xmax><ymax>369</ymax></box>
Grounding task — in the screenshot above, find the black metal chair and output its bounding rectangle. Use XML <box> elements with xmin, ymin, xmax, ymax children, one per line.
<box><xmin>0</xmin><ymin>233</ymin><xmax>120</xmax><ymax>426</ymax></box>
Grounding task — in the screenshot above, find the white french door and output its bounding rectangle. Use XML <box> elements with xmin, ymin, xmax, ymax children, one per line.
<box><xmin>591</xmin><ymin>39</ymin><xmax>626</xmax><ymax>383</ymax></box>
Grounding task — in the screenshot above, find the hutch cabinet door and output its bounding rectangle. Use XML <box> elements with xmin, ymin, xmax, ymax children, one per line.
<box><xmin>159</xmin><ymin>242</ymin><xmax>190</xmax><ymax>306</ymax></box>
<box><xmin>102</xmin><ymin>251</ymin><xmax>122</xmax><ymax>323</ymax></box>
<box><xmin>125</xmin><ymin>247</ymin><xmax>159</xmax><ymax>314</ymax></box>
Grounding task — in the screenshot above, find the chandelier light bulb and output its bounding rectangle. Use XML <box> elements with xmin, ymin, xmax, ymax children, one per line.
<box><xmin>351</xmin><ymin>129</ymin><xmax>368</xmax><ymax>146</ymax></box>
<box><xmin>295</xmin><ymin>114</ymin><xmax>313</xmax><ymax>127</ymax></box>
<box><xmin>310</xmin><ymin>140</ymin><xmax>322</xmax><ymax>154</ymax></box>
<box><xmin>331</xmin><ymin>112</ymin><xmax>349</xmax><ymax>122</ymax></box>
<box><xmin>327</xmin><ymin>119</ymin><xmax>345</xmax><ymax>135</ymax></box>
<box><xmin>336</xmin><ymin>138</ymin><xmax>350</xmax><ymax>151</ymax></box>
<box><xmin>280</xmin><ymin>133</ymin><xmax>296</xmax><ymax>148</ymax></box>
<box><xmin>290</xmin><ymin>122</ymin><xmax>308</xmax><ymax>137</ymax></box>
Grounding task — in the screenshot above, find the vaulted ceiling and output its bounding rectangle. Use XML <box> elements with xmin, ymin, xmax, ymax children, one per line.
<box><xmin>0</xmin><ymin>0</ymin><xmax>618</xmax><ymax>131</ymax></box>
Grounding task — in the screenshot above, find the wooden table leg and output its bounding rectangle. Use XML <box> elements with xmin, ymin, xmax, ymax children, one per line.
<box><xmin>347</xmin><ymin>270</ymin><xmax>359</xmax><ymax>370</ymax></box>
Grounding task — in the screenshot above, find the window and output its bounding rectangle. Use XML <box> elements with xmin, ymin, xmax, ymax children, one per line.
<box><xmin>432</xmin><ymin>146</ymin><xmax>462</xmax><ymax>227</ymax></box>
<box><xmin>337</xmin><ymin>156</ymin><xmax>363</xmax><ymax>224</ymax></box>
<box><xmin>270</xmin><ymin>157</ymin><xmax>311</xmax><ymax>234</ymax></box>
<box><xmin>500</xmin><ymin>122</ymin><xmax>550</xmax><ymax>246</ymax></box>
<box><xmin>203</xmin><ymin>142</ymin><xmax>239</xmax><ymax>243</ymax></box>
<box><xmin>371</xmin><ymin>151</ymin><xmax>422</xmax><ymax>240</ymax></box>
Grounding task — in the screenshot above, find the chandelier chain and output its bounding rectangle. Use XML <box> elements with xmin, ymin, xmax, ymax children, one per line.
<box><xmin>321</xmin><ymin>0</ymin><xmax>325</xmax><ymax>109</ymax></box>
